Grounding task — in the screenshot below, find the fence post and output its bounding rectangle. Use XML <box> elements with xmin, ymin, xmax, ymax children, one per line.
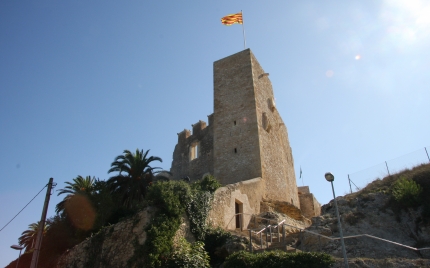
<box><xmin>260</xmin><ymin>232</ymin><xmax>263</xmax><ymax>249</ymax></box>
<box><xmin>269</xmin><ymin>226</ymin><xmax>273</xmax><ymax>244</ymax></box>
<box><xmin>348</xmin><ymin>174</ymin><xmax>352</xmax><ymax>194</ymax></box>
<box><xmin>385</xmin><ymin>161</ymin><xmax>391</xmax><ymax>176</ymax></box>
<box><xmin>249</xmin><ymin>230</ymin><xmax>253</xmax><ymax>253</ymax></box>
<box><xmin>266</xmin><ymin>228</ymin><xmax>269</xmax><ymax>249</ymax></box>
<box><xmin>277</xmin><ymin>224</ymin><xmax>280</xmax><ymax>242</ymax></box>
<box><xmin>282</xmin><ymin>224</ymin><xmax>286</xmax><ymax>245</ymax></box>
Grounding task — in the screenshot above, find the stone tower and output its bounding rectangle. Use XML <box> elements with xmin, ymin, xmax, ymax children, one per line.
<box><xmin>171</xmin><ymin>49</ymin><xmax>300</xmax><ymax>207</ymax></box>
<box><xmin>213</xmin><ymin>49</ymin><xmax>298</xmax><ymax>205</ymax></box>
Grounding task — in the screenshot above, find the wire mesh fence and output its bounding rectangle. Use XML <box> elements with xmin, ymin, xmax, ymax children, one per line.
<box><xmin>347</xmin><ymin>147</ymin><xmax>430</xmax><ymax>194</ymax></box>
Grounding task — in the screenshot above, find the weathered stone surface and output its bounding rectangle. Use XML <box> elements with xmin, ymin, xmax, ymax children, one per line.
<box><xmin>208</xmin><ymin>178</ymin><xmax>265</xmax><ymax>230</ymax></box>
<box><xmin>298</xmin><ymin>190</ymin><xmax>321</xmax><ymax>218</ymax></box>
<box><xmin>298</xmin><ymin>192</ymin><xmax>430</xmax><ymax>260</ymax></box>
<box><xmin>57</xmin><ymin>207</ymin><xmax>155</xmax><ymax>268</ymax></box>
<box><xmin>170</xmin><ymin>119</ymin><xmax>214</xmax><ymax>182</ymax></box>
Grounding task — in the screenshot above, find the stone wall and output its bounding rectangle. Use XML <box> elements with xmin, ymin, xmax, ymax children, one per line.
<box><xmin>298</xmin><ymin>186</ymin><xmax>321</xmax><ymax>218</ymax></box>
<box><xmin>250</xmin><ymin>51</ymin><xmax>299</xmax><ymax>206</ymax></box>
<box><xmin>213</xmin><ymin>49</ymin><xmax>262</xmax><ymax>186</ymax></box>
<box><xmin>170</xmin><ymin>117</ymin><xmax>214</xmax><ymax>182</ymax></box>
<box><xmin>208</xmin><ymin>178</ymin><xmax>265</xmax><ymax>230</ymax></box>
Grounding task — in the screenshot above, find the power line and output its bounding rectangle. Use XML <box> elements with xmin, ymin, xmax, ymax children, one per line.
<box><xmin>0</xmin><ymin>184</ymin><xmax>47</xmax><ymax>233</ymax></box>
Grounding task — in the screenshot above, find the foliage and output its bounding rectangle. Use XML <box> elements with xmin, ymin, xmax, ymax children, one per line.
<box><xmin>187</xmin><ymin>191</ymin><xmax>213</xmax><ymax>240</ymax></box>
<box><xmin>191</xmin><ymin>174</ymin><xmax>221</xmax><ymax>193</ymax></box>
<box><xmin>166</xmin><ymin>238</ymin><xmax>210</xmax><ymax>268</ymax></box>
<box><xmin>147</xmin><ymin>180</ymin><xmax>192</xmax><ymax>217</ymax></box>
<box><xmin>143</xmin><ymin>175</ymin><xmax>221</xmax><ymax>267</ymax></box>
<box><xmin>223</xmin><ymin>250</ymin><xmax>334</xmax><ymax>268</ymax></box>
<box><xmin>18</xmin><ymin>221</ymin><xmax>50</xmax><ymax>252</ymax></box>
<box><xmin>56</xmin><ymin>175</ymin><xmax>97</xmax><ymax>214</ymax></box>
<box><xmin>144</xmin><ymin>214</ymin><xmax>181</xmax><ymax>267</ymax></box>
<box><xmin>203</xmin><ymin>227</ymin><xmax>232</xmax><ymax>265</ymax></box>
<box><xmin>391</xmin><ymin>177</ymin><xmax>422</xmax><ymax>207</ymax></box>
<box><xmin>107</xmin><ymin>149</ymin><xmax>162</xmax><ymax>208</ymax></box>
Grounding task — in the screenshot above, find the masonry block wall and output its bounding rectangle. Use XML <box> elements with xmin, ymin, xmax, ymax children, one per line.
<box><xmin>213</xmin><ymin>49</ymin><xmax>262</xmax><ymax>185</ymax></box>
<box><xmin>170</xmin><ymin>117</ymin><xmax>214</xmax><ymax>181</ymax></box>
<box><xmin>249</xmin><ymin>51</ymin><xmax>299</xmax><ymax>206</ymax></box>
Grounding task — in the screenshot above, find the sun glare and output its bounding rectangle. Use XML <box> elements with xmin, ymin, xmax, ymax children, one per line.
<box><xmin>383</xmin><ymin>0</ymin><xmax>430</xmax><ymax>44</ymax></box>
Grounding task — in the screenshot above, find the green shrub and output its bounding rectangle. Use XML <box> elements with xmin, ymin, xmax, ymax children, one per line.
<box><xmin>391</xmin><ymin>177</ymin><xmax>422</xmax><ymax>207</ymax></box>
<box><xmin>166</xmin><ymin>238</ymin><xmax>210</xmax><ymax>268</ymax></box>
<box><xmin>223</xmin><ymin>250</ymin><xmax>334</xmax><ymax>268</ymax></box>
<box><xmin>203</xmin><ymin>227</ymin><xmax>233</xmax><ymax>265</ymax></box>
<box><xmin>146</xmin><ymin>180</ymin><xmax>191</xmax><ymax>217</ymax></box>
<box><xmin>144</xmin><ymin>214</ymin><xmax>181</xmax><ymax>267</ymax></box>
<box><xmin>191</xmin><ymin>174</ymin><xmax>222</xmax><ymax>193</ymax></box>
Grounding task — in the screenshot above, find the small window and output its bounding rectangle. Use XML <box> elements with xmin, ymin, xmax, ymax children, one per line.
<box><xmin>234</xmin><ymin>148</ymin><xmax>237</xmax><ymax>153</ymax></box>
<box><xmin>234</xmin><ymin>120</ymin><xmax>236</xmax><ymax>126</ymax></box>
<box><xmin>190</xmin><ymin>142</ymin><xmax>199</xmax><ymax>160</ymax></box>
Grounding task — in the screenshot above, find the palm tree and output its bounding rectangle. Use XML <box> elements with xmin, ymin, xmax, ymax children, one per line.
<box><xmin>107</xmin><ymin>149</ymin><xmax>162</xmax><ymax>208</ymax></box>
<box><xmin>18</xmin><ymin>221</ymin><xmax>50</xmax><ymax>252</ymax></box>
<box><xmin>56</xmin><ymin>175</ymin><xmax>97</xmax><ymax>214</ymax></box>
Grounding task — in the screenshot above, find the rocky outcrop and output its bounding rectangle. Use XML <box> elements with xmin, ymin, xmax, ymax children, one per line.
<box><xmin>299</xmin><ymin>192</ymin><xmax>430</xmax><ymax>260</ymax></box>
<box><xmin>56</xmin><ymin>208</ymin><xmax>154</xmax><ymax>268</ymax></box>
<box><xmin>56</xmin><ymin>207</ymin><xmax>196</xmax><ymax>268</ymax></box>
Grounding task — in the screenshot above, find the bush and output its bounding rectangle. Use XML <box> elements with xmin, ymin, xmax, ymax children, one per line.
<box><xmin>391</xmin><ymin>177</ymin><xmax>422</xmax><ymax>207</ymax></box>
<box><xmin>223</xmin><ymin>250</ymin><xmax>334</xmax><ymax>268</ymax></box>
<box><xmin>203</xmin><ymin>227</ymin><xmax>232</xmax><ymax>265</ymax></box>
<box><xmin>146</xmin><ymin>181</ymin><xmax>192</xmax><ymax>217</ymax></box>
<box><xmin>166</xmin><ymin>238</ymin><xmax>210</xmax><ymax>268</ymax></box>
<box><xmin>191</xmin><ymin>174</ymin><xmax>222</xmax><ymax>193</ymax></box>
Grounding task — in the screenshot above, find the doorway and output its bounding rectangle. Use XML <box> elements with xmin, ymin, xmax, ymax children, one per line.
<box><xmin>235</xmin><ymin>200</ymin><xmax>243</xmax><ymax>229</ymax></box>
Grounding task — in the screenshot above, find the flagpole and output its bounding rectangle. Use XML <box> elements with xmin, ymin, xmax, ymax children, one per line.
<box><xmin>241</xmin><ymin>10</ymin><xmax>246</xmax><ymax>49</ymax></box>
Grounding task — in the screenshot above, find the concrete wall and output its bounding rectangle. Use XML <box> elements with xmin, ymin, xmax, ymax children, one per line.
<box><xmin>170</xmin><ymin>117</ymin><xmax>214</xmax><ymax>182</ymax></box>
<box><xmin>208</xmin><ymin>178</ymin><xmax>265</xmax><ymax>230</ymax></box>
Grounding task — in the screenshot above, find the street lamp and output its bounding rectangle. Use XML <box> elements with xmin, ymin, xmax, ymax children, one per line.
<box><xmin>325</xmin><ymin>172</ymin><xmax>349</xmax><ymax>268</ymax></box>
<box><xmin>10</xmin><ymin>245</ymin><xmax>24</xmax><ymax>268</ymax></box>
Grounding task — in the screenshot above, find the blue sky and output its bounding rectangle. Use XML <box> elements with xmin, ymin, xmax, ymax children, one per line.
<box><xmin>1</xmin><ymin>0</ymin><xmax>430</xmax><ymax>265</ymax></box>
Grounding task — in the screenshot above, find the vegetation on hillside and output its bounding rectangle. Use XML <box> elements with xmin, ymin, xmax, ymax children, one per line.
<box><xmin>350</xmin><ymin>163</ymin><xmax>430</xmax><ymax>221</ymax></box>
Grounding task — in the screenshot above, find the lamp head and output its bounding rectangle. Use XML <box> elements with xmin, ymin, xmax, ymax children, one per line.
<box><xmin>325</xmin><ymin>172</ymin><xmax>335</xmax><ymax>182</ymax></box>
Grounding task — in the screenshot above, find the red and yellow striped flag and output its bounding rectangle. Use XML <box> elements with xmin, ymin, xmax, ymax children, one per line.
<box><xmin>221</xmin><ymin>12</ymin><xmax>243</xmax><ymax>26</ymax></box>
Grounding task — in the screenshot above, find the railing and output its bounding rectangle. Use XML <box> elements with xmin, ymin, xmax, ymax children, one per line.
<box><xmin>234</xmin><ymin>213</ymin><xmax>430</xmax><ymax>254</ymax></box>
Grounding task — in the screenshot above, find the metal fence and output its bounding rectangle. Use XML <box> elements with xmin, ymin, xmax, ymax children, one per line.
<box><xmin>347</xmin><ymin>147</ymin><xmax>430</xmax><ymax>194</ymax></box>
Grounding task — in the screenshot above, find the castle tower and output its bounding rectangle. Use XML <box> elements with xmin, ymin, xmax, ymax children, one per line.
<box><xmin>213</xmin><ymin>49</ymin><xmax>299</xmax><ymax>205</ymax></box>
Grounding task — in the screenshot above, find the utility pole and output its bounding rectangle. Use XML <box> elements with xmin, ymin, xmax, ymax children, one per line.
<box><xmin>30</xmin><ymin>178</ymin><xmax>54</xmax><ymax>268</ymax></box>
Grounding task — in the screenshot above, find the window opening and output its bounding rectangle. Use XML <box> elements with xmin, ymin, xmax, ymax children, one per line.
<box><xmin>234</xmin><ymin>120</ymin><xmax>236</xmax><ymax>125</ymax></box>
<box><xmin>234</xmin><ymin>148</ymin><xmax>237</xmax><ymax>153</ymax></box>
<box><xmin>189</xmin><ymin>142</ymin><xmax>199</xmax><ymax>160</ymax></box>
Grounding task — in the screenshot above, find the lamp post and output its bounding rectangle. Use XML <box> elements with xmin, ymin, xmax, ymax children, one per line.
<box><xmin>325</xmin><ymin>172</ymin><xmax>349</xmax><ymax>268</ymax></box>
<box><xmin>10</xmin><ymin>245</ymin><xmax>24</xmax><ymax>268</ymax></box>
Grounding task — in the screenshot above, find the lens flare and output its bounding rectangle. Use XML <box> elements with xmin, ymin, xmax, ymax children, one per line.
<box><xmin>326</xmin><ymin>70</ymin><xmax>334</xmax><ymax>77</ymax></box>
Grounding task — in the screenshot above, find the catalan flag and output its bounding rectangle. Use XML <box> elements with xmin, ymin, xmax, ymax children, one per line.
<box><xmin>221</xmin><ymin>12</ymin><xmax>243</xmax><ymax>26</ymax></box>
